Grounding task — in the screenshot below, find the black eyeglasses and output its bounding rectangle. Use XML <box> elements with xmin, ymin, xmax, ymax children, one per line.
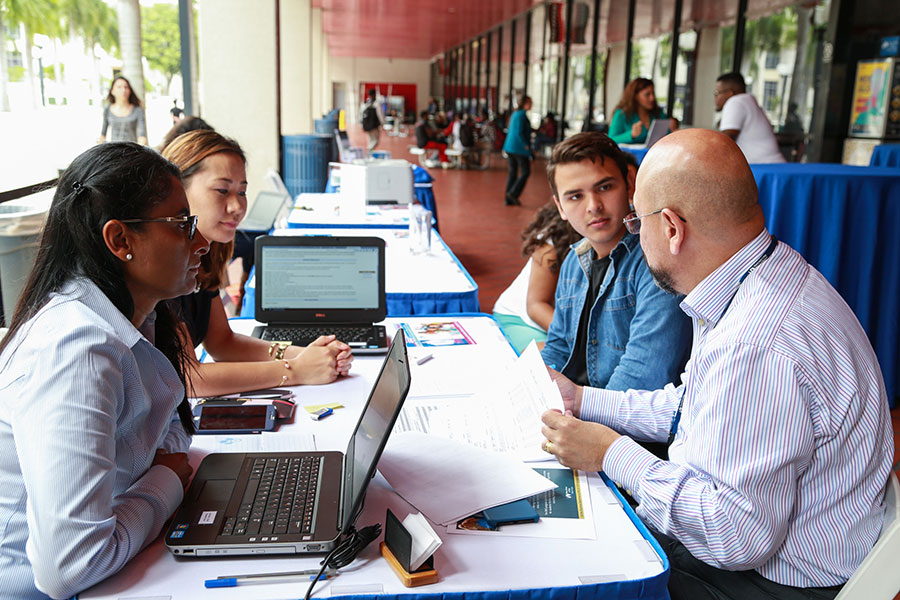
<box><xmin>623</xmin><ymin>209</ymin><xmax>686</xmax><ymax>234</ymax></box>
<box><xmin>120</xmin><ymin>215</ymin><xmax>198</xmax><ymax>240</ymax></box>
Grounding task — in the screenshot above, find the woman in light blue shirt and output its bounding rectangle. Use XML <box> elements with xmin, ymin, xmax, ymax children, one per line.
<box><xmin>0</xmin><ymin>142</ymin><xmax>209</xmax><ymax>599</ymax></box>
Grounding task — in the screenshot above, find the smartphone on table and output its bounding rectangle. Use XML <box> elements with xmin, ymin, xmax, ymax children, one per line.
<box><xmin>191</xmin><ymin>403</ymin><xmax>277</xmax><ymax>434</ymax></box>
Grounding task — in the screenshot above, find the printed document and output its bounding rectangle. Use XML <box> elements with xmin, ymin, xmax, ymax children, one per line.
<box><xmin>395</xmin><ymin>341</ymin><xmax>564</xmax><ymax>461</ymax></box>
<box><xmin>379</xmin><ymin>432</ymin><xmax>557</xmax><ymax>526</ymax></box>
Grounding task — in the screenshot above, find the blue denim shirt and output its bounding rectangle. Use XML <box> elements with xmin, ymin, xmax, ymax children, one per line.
<box><xmin>541</xmin><ymin>233</ymin><xmax>692</xmax><ymax>391</ymax></box>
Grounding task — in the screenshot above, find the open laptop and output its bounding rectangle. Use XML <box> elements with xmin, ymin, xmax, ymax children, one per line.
<box><xmin>335</xmin><ymin>129</ymin><xmax>365</xmax><ymax>162</ymax></box>
<box><xmin>238</xmin><ymin>190</ymin><xmax>292</xmax><ymax>232</ymax></box>
<box><xmin>619</xmin><ymin>119</ymin><xmax>669</xmax><ymax>149</ymax></box>
<box><xmin>250</xmin><ymin>235</ymin><xmax>389</xmax><ymax>354</ymax></box>
<box><xmin>166</xmin><ymin>329</ymin><xmax>410</xmax><ymax>557</ymax></box>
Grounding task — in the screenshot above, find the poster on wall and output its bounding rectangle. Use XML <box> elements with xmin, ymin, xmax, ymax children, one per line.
<box><xmin>848</xmin><ymin>58</ymin><xmax>900</xmax><ymax>138</ymax></box>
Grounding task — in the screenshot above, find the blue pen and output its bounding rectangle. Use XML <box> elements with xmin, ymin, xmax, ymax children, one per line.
<box><xmin>205</xmin><ymin>569</ymin><xmax>335</xmax><ymax>588</ymax></box>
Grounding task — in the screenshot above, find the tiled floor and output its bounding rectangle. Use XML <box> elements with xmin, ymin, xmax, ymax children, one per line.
<box><xmin>353</xmin><ymin>127</ymin><xmax>900</xmax><ymax>470</ymax></box>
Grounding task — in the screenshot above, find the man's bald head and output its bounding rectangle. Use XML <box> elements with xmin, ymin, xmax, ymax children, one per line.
<box><xmin>636</xmin><ymin>129</ymin><xmax>761</xmax><ymax>241</ymax></box>
<box><xmin>633</xmin><ymin>129</ymin><xmax>766</xmax><ymax>296</ymax></box>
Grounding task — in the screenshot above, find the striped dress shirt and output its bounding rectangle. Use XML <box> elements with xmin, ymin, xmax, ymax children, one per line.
<box><xmin>0</xmin><ymin>278</ymin><xmax>189</xmax><ymax>600</ymax></box>
<box><xmin>581</xmin><ymin>229</ymin><xmax>894</xmax><ymax>588</ymax></box>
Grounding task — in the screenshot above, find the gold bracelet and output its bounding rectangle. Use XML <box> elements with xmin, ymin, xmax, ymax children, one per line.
<box><xmin>279</xmin><ymin>359</ymin><xmax>291</xmax><ymax>386</ymax></box>
<box><xmin>268</xmin><ymin>341</ymin><xmax>292</xmax><ymax>361</ymax></box>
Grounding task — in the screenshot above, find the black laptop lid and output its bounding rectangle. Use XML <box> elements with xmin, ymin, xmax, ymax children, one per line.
<box><xmin>254</xmin><ymin>235</ymin><xmax>387</xmax><ymax>324</ymax></box>
<box><xmin>340</xmin><ymin>329</ymin><xmax>410</xmax><ymax>533</ymax></box>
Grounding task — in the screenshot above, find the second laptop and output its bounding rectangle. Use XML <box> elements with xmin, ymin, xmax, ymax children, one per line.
<box><xmin>252</xmin><ymin>235</ymin><xmax>389</xmax><ymax>354</ymax></box>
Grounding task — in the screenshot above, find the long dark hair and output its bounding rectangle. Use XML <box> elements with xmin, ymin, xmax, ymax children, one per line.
<box><xmin>521</xmin><ymin>203</ymin><xmax>581</xmax><ymax>272</ymax></box>
<box><xmin>0</xmin><ymin>142</ymin><xmax>194</xmax><ymax>434</ymax></box>
<box><xmin>106</xmin><ymin>75</ymin><xmax>142</xmax><ymax>108</ymax></box>
<box><xmin>615</xmin><ymin>78</ymin><xmax>662</xmax><ymax>118</ymax></box>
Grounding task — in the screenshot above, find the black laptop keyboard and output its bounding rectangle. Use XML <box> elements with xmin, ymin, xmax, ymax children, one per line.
<box><xmin>221</xmin><ymin>456</ymin><xmax>322</xmax><ymax>537</ymax></box>
<box><xmin>261</xmin><ymin>325</ymin><xmax>384</xmax><ymax>346</ymax></box>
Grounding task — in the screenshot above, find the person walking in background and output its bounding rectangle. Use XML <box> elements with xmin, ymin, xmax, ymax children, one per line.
<box><xmin>608</xmin><ymin>78</ymin><xmax>678</xmax><ymax>145</ymax></box>
<box><xmin>502</xmin><ymin>95</ymin><xmax>534</xmax><ymax>206</ymax></box>
<box><xmin>714</xmin><ymin>72</ymin><xmax>785</xmax><ymax>164</ymax></box>
<box><xmin>360</xmin><ymin>89</ymin><xmax>383</xmax><ymax>152</ymax></box>
<box><xmin>98</xmin><ymin>76</ymin><xmax>147</xmax><ymax>145</ymax></box>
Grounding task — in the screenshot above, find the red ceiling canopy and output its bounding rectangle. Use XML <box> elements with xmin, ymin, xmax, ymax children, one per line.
<box><xmin>313</xmin><ymin>0</ymin><xmax>538</xmax><ymax>59</ymax></box>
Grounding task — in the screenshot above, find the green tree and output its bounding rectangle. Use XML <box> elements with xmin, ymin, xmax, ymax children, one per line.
<box><xmin>1</xmin><ymin>0</ymin><xmax>59</xmax><ymax>108</ymax></box>
<box><xmin>141</xmin><ymin>3</ymin><xmax>180</xmax><ymax>96</ymax></box>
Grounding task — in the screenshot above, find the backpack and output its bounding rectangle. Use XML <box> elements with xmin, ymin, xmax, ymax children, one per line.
<box><xmin>459</xmin><ymin>122</ymin><xmax>475</xmax><ymax>148</ymax></box>
<box><xmin>361</xmin><ymin>104</ymin><xmax>380</xmax><ymax>131</ymax></box>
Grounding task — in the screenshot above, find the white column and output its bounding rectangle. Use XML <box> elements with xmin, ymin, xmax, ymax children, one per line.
<box><xmin>280</xmin><ymin>0</ymin><xmax>313</xmax><ymax>134</ymax></box>
<box><xmin>605</xmin><ymin>42</ymin><xmax>626</xmax><ymax>116</ymax></box>
<box><xmin>692</xmin><ymin>25</ymin><xmax>722</xmax><ymax>129</ymax></box>
<box><xmin>197</xmin><ymin>0</ymin><xmax>278</xmax><ymax>193</ymax></box>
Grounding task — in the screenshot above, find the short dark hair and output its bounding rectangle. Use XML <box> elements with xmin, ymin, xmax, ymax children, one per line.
<box><xmin>546</xmin><ymin>132</ymin><xmax>631</xmax><ymax>197</ymax></box>
<box><xmin>716</xmin><ymin>72</ymin><xmax>746</xmax><ymax>93</ymax></box>
<box><xmin>0</xmin><ymin>142</ymin><xmax>195</xmax><ymax>434</ymax></box>
<box><xmin>367</xmin><ymin>89</ymin><xmax>376</xmax><ymax>99</ymax></box>
<box><xmin>158</xmin><ymin>116</ymin><xmax>215</xmax><ymax>152</ymax></box>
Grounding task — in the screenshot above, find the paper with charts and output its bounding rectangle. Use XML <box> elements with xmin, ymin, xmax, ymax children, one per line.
<box><xmin>395</xmin><ymin>341</ymin><xmax>565</xmax><ymax>461</ymax></box>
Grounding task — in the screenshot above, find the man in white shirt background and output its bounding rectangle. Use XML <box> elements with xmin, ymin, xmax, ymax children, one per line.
<box><xmin>714</xmin><ymin>72</ymin><xmax>785</xmax><ymax>164</ymax></box>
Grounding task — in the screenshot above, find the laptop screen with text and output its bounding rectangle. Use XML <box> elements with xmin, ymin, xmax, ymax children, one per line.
<box><xmin>261</xmin><ymin>245</ymin><xmax>380</xmax><ymax>310</ymax></box>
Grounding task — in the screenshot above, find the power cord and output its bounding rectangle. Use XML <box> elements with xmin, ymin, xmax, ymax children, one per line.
<box><xmin>304</xmin><ymin>523</ymin><xmax>382</xmax><ymax>600</ymax></box>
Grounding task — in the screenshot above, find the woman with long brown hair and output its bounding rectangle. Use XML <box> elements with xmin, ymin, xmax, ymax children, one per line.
<box><xmin>162</xmin><ymin>130</ymin><xmax>352</xmax><ymax>397</ymax></box>
<box><xmin>98</xmin><ymin>75</ymin><xmax>147</xmax><ymax>145</ymax></box>
<box><xmin>607</xmin><ymin>77</ymin><xmax>678</xmax><ymax>145</ymax></box>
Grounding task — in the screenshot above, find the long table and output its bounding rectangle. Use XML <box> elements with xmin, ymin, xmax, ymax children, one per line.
<box><xmin>751</xmin><ymin>162</ymin><xmax>900</xmax><ymax>406</ymax></box>
<box><xmin>288</xmin><ymin>195</ymin><xmax>427</xmax><ymax>229</ymax></box>
<box><xmin>79</xmin><ymin>316</ymin><xmax>669</xmax><ymax>600</ymax></box>
<box><xmin>870</xmin><ymin>143</ymin><xmax>900</xmax><ymax>167</ymax></box>
<box><xmin>241</xmin><ymin>228</ymin><xmax>479</xmax><ymax>317</ymax></box>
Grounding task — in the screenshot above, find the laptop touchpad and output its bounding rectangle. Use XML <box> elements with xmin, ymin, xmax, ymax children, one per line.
<box><xmin>198</xmin><ymin>479</ymin><xmax>235</xmax><ymax>506</ymax></box>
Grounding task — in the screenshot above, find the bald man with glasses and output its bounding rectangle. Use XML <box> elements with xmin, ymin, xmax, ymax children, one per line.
<box><xmin>541</xmin><ymin>129</ymin><xmax>893</xmax><ymax>600</ymax></box>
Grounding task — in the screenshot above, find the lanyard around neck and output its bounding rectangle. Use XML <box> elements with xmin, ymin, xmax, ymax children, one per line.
<box><xmin>667</xmin><ymin>235</ymin><xmax>778</xmax><ymax>446</ymax></box>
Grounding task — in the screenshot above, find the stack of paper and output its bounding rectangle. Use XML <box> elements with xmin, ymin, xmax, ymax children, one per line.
<box><xmin>395</xmin><ymin>341</ymin><xmax>565</xmax><ymax>461</ymax></box>
<box><xmin>379</xmin><ymin>431</ymin><xmax>557</xmax><ymax>526</ymax></box>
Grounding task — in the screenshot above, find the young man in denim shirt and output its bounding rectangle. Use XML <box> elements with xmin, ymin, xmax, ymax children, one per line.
<box><xmin>541</xmin><ymin>132</ymin><xmax>691</xmax><ymax>393</ymax></box>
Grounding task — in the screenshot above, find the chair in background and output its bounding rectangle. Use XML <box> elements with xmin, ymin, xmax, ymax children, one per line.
<box><xmin>834</xmin><ymin>471</ymin><xmax>900</xmax><ymax>599</ymax></box>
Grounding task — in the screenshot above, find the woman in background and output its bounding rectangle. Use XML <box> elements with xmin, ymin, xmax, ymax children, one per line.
<box><xmin>98</xmin><ymin>76</ymin><xmax>147</xmax><ymax>145</ymax></box>
<box><xmin>493</xmin><ymin>202</ymin><xmax>581</xmax><ymax>353</ymax></box>
<box><xmin>162</xmin><ymin>130</ymin><xmax>352</xmax><ymax>397</ymax></box>
<box><xmin>607</xmin><ymin>78</ymin><xmax>678</xmax><ymax>145</ymax></box>
<box><xmin>0</xmin><ymin>143</ymin><xmax>204</xmax><ymax>599</ymax></box>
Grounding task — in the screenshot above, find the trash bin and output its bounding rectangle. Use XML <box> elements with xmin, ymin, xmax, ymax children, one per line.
<box><xmin>0</xmin><ymin>200</ymin><xmax>48</xmax><ymax>326</ymax></box>
<box><xmin>282</xmin><ymin>134</ymin><xmax>336</xmax><ymax>197</ymax></box>
<box><xmin>314</xmin><ymin>117</ymin><xmax>339</xmax><ymax>135</ymax></box>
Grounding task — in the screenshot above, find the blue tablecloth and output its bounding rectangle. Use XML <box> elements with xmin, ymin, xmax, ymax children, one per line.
<box><xmin>621</xmin><ymin>146</ymin><xmax>649</xmax><ymax>165</ymax></box>
<box><xmin>751</xmin><ymin>163</ymin><xmax>900</xmax><ymax>406</ymax></box>
<box><xmin>870</xmin><ymin>144</ymin><xmax>900</xmax><ymax>168</ymax></box>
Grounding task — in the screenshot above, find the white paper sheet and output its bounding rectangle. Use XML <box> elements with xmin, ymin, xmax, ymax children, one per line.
<box><xmin>379</xmin><ymin>432</ymin><xmax>557</xmax><ymax>526</ymax></box>
<box><xmin>446</xmin><ymin>467</ymin><xmax>597</xmax><ymax>540</ymax></box>
<box><xmin>394</xmin><ymin>342</ymin><xmax>564</xmax><ymax>461</ymax></box>
<box><xmin>191</xmin><ymin>432</ymin><xmax>316</xmax><ymax>458</ymax></box>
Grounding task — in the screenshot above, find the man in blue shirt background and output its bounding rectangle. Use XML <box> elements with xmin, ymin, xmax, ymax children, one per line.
<box><xmin>502</xmin><ymin>95</ymin><xmax>533</xmax><ymax>206</ymax></box>
<box><xmin>541</xmin><ymin>132</ymin><xmax>691</xmax><ymax>396</ymax></box>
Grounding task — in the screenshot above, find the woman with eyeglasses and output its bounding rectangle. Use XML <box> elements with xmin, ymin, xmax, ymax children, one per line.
<box><xmin>0</xmin><ymin>143</ymin><xmax>208</xmax><ymax>599</ymax></box>
<box><xmin>161</xmin><ymin>130</ymin><xmax>352</xmax><ymax>397</ymax></box>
